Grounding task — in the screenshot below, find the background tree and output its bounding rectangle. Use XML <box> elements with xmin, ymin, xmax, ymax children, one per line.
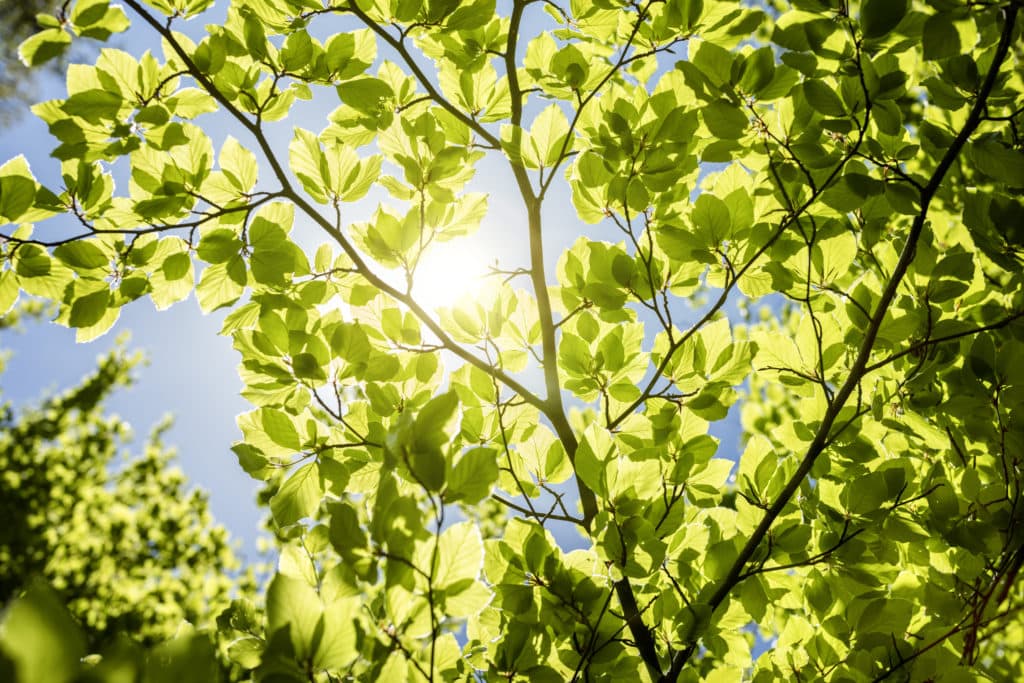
<box><xmin>3</xmin><ymin>0</ymin><xmax>1024</xmax><ymax>681</ymax></box>
<box><xmin>0</xmin><ymin>316</ymin><xmax>255</xmax><ymax>666</ymax></box>
<box><xmin>0</xmin><ymin>0</ymin><xmax>55</xmax><ymax>119</ymax></box>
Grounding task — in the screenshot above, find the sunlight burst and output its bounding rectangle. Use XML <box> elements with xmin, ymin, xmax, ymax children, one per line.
<box><xmin>410</xmin><ymin>241</ymin><xmax>493</xmax><ymax>312</ymax></box>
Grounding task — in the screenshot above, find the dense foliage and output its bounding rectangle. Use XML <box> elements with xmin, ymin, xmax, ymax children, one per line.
<box><xmin>2</xmin><ymin>0</ymin><xmax>1023</xmax><ymax>681</ymax></box>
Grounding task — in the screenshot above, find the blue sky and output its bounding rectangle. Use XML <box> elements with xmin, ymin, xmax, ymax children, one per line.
<box><xmin>0</xmin><ymin>3</ymin><xmax>746</xmax><ymax>559</ymax></box>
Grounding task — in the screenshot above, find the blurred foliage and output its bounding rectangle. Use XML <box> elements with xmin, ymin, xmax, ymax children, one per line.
<box><xmin>0</xmin><ymin>313</ymin><xmax>257</xmax><ymax>679</ymax></box>
<box><xmin>0</xmin><ymin>0</ymin><xmax>62</xmax><ymax>122</ymax></box>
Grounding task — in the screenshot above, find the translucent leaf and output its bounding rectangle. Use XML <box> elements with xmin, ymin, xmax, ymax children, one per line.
<box><xmin>68</xmin><ymin>287</ymin><xmax>109</xmax><ymax>328</ymax></box>
<box><xmin>842</xmin><ymin>470</ymin><xmax>888</xmax><ymax>515</ymax></box>
<box><xmin>859</xmin><ymin>0</ymin><xmax>908</xmax><ymax>39</ymax></box>
<box><xmin>972</xmin><ymin>141</ymin><xmax>1024</xmax><ymax>188</ymax></box>
<box><xmin>261</xmin><ymin>407</ymin><xmax>301</xmax><ymax>451</ymax></box>
<box><xmin>692</xmin><ymin>194</ymin><xmax>732</xmax><ymax>244</ymax></box>
<box><xmin>442</xmin><ymin>579</ymin><xmax>491</xmax><ymax>618</ymax></box>
<box><xmin>336</xmin><ymin>77</ymin><xmax>394</xmax><ymax>115</ymax></box>
<box><xmin>266</xmin><ymin>573</ymin><xmax>323</xmax><ymax>661</ymax></box>
<box><xmin>54</xmin><ymin>241</ymin><xmax>109</xmax><ymax>270</ymax></box>
<box><xmin>220</xmin><ymin>136</ymin><xmax>258</xmax><ymax>192</ymax></box>
<box><xmin>71</xmin><ymin>0</ymin><xmax>110</xmax><ymax>27</ymax></box>
<box><xmin>922</xmin><ymin>13</ymin><xmax>961</xmax><ymax>60</ymax></box>
<box><xmin>197</xmin><ymin>229</ymin><xmax>243</xmax><ymax>264</ymax></box>
<box><xmin>448</xmin><ymin>447</ymin><xmax>499</xmax><ymax>504</ymax></box>
<box><xmin>195</xmin><ymin>257</ymin><xmax>246</xmax><ymax>312</ymax></box>
<box><xmin>576</xmin><ymin>424</ymin><xmax>615</xmax><ymax>497</ymax></box>
<box><xmin>702</xmin><ymin>100</ymin><xmax>748</xmax><ymax>139</ymax></box>
<box><xmin>414</xmin><ymin>391</ymin><xmax>460</xmax><ymax>446</ymax></box>
<box><xmin>435</xmin><ymin>521</ymin><xmax>483</xmax><ymax>589</ymax></box>
<box><xmin>63</xmin><ymin>89</ymin><xmax>123</xmax><ymax>124</ymax></box>
<box><xmin>0</xmin><ymin>156</ymin><xmax>38</xmax><ymax>223</ymax></box>
<box><xmin>528</xmin><ymin>104</ymin><xmax>570</xmax><ymax>168</ymax></box>
<box><xmin>18</xmin><ymin>28</ymin><xmax>71</xmax><ymax>67</ymax></box>
<box><xmin>271</xmin><ymin>463</ymin><xmax>324</xmax><ymax>526</ymax></box>
<box><xmin>314</xmin><ymin>606</ymin><xmax>358</xmax><ymax>670</ymax></box>
<box><xmin>802</xmin><ymin>80</ymin><xmax>845</xmax><ymax>117</ymax></box>
<box><xmin>289</xmin><ymin>128</ymin><xmax>329</xmax><ymax>203</ymax></box>
<box><xmin>0</xmin><ymin>270</ymin><xmax>18</xmax><ymax>315</ymax></box>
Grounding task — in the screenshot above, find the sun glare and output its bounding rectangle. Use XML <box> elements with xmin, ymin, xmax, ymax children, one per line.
<box><xmin>410</xmin><ymin>241</ymin><xmax>493</xmax><ymax>312</ymax></box>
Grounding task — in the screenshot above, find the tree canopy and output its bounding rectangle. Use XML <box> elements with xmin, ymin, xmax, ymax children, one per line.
<box><xmin>2</xmin><ymin>0</ymin><xmax>1024</xmax><ymax>681</ymax></box>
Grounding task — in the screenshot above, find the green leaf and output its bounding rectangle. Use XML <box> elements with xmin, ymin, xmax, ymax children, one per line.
<box><xmin>145</xmin><ymin>239</ymin><xmax>192</xmax><ymax>309</ymax></box>
<box><xmin>271</xmin><ymin>462</ymin><xmax>324</xmax><ymax>526</ymax></box>
<box><xmin>225</xmin><ymin>636</ymin><xmax>262</xmax><ymax>669</ymax></box>
<box><xmin>197</xmin><ymin>229</ymin><xmax>242</xmax><ymax>264</ymax></box>
<box><xmin>856</xmin><ymin>597</ymin><xmax>913</xmax><ymax>636</ymax></box>
<box><xmin>68</xmin><ymin>288</ymin><xmax>110</xmax><ymax>328</ymax></box>
<box><xmin>289</xmin><ymin>128</ymin><xmax>329</xmax><ymax>203</ymax></box>
<box><xmin>63</xmin><ymin>89</ymin><xmax>123</xmax><ymax>124</ymax></box>
<box><xmin>0</xmin><ymin>156</ymin><xmax>38</xmax><ymax>223</ymax></box>
<box><xmin>18</xmin><ymin>28</ymin><xmax>71</xmax><ymax>67</ymax></box>
<box><xmin>528</xmin><ymin>104</ymin><xmax>570</xmax><ymax>168</ymax></box>
<box><xmin>281</xmin><ymin>30</ymin><xmax>314</xmax><ymax>72</ymax></box>
<box><xmin>261</xmin><ymin>407</ymin><xmax>301</xmax><ymax>451</ymax></box>
<box><xmin>692</xmin><ymin>193</ymin><xmax>732</xmax><ymax>244</ymax></box>
<box><xmin>803</xmin><ymin>80</ymin><xmax>845</xmax><ymax>117</ymax></box>
<box><xmin>266</xmin><ymin>573</ymin><xmax>322</xmax><ymax>661</ymax></box>
<box><xmin>292</xmin><ymin>353</ymin><xmax>326</xmax><ymax>381</ymax></box>
<box><xmin>241</xmin><ymin>11</ymin><xmax>267</xmax><ymax>60</ymax></box>
<box><xmin>220</xmin><ymin>136</ymin><xmax>258</xmax><ymax>191</ymax></box>
<box><xmin>447</xmin><ymin>0</ymin><xmax>495</xmax><ymax>30</ymax></box>
<box><xmin>575</xmin><ymin>424</ymin><xmax>614</xmax><ymax>497</ymax></box>
<box><xmin>448</xmin><ymin>447</ymin><xmax>498</xmax><ymax>504</ymax></box>
<box><xmin>737</xmin><ymin>47</ymin><xmax>776</xmax><ymax>97</ymax></box>
<box><xmin>922</xmin><ymin>13</ymin><xmax>961</xmax><ymax>60</ymax></box>
<box><xmin>144</xmin><ymin>632</ymin><xmax>219</xmax><ymax>683</ymax></box>
<box><xmin>842</xmin><ymin>471</ymin><xmax>889</xmax><ymax>515</ymax></box>
<box><xmin>691</xmin><ymin>39</ymin><xmax>734</xmax><ymax>88</ymax></box>
<box><xmin>702</xmin><ymin>100</ymin><xmax>748</xmax><ymax>139</ymax></box>
<box><xmin>196</xmin><ymin>257</ymin><xmax>246</xmax><ymax>312</ymax></box>
<box><xmin>415</xmin><ymin>391</ymin><xmax>460</xmax><ymax>441</ymax></box>
<box><xmin>969</xmin><ymin>333</ymin><xmax>996</xmax><ymax>382</ymax></box>
<box><xmin>860</xmin><ymin>0</ymin><xmax>908</xmax><ymax>39</ymax></box>
<box><xmin>704</xmin><ymin>539</ymin><xmax>739</xmax><ymax>581</ymax></box>
<box><xmin>314</xmin><ymin>606</ymin><xmax>358</xmax><ymax>670</ymax></box>
<box><xmin>325</xmin><ymin>30</ymin><xmax>376</xmax><ymax>79</ymax></box>
<box><xmin>70</xmin><ymin>0</ymin><xmax>111</xmax><ymax>27</ymax></box>
<box><xmin>972</xmin><ymin>141</ymin><xmax>1024</xmax><ymax>188</ymax></box>
<box><xmin>435</xmin><ymin>521</ymin><xmax>483</xmax><ymax>588</ymax></box>
<box><xmin>336</xmin><ymin>77</ymin><xmax>393</xmax><ymax>114</ymax></box>
<box><xmin>0</xmin><ymin>270</ymin><xmax>18</xmax><ymax>315</ymax></box>
<box><xmin>377</xmin><ymin>653</ymin><xmax>408</xmax><ymax>681</ymax></box>
<box><xmin>740</xmin><ymin>575</ymin><xmax>768</xmax><ymax>621</ymax></box>
<box><xmin>54</xmin><ymin>240</ymin><xmax>108</xmax><ymax>270</ymax></box>
<box><xmin>552</xmin><ymin>44</ymin><xmax>590</xmax><ymax>89</ymax></box>
<box><xmin>161</xmin><ymin>252</ymin><xmax>192</xmax><ymax>280</ymax></box>
<box><xmin>0</xmin><ymin>580</ymin><xmax>85</xmax><ymax>683</ymax></box>
<box><xmin>251</xmin><ymin>246</ymin><xmax>296</xmax><ymax>287</ymax></box>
